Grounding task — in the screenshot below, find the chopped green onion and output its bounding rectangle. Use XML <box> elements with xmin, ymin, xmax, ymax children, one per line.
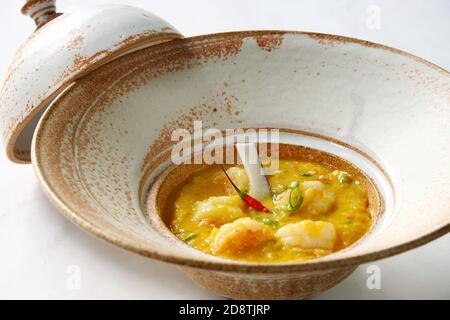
<box><xmin>341</xmin><ymin>220</ymin><xmax>353</xmax><ymax>225</ymax></box>
<box><xmin>262</xmin><ymin>217</ymin><xmax>279</xmax><ymax>228</ymax></box>
<box><xmin>300</xmin><ymin>172</ymin><xmax>314</xmax><ymax>177</ymax></box>
<box><xmin>284</xmin><ymin>186</ymin><xmax>303</xmax><ymax>214</ymax></box>
<box><xmin>289</xmin><ymin>188</ymin><xmax>301</xmax><ymax>207</ymax></box>
<box><xmin>180</xmin><ymin>231</ymin><xmax>197</xmax><ymax>242</ymax></box>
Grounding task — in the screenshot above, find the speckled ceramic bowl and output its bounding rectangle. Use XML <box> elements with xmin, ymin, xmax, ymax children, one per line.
<box><xmin>32</xmin><ymin>31</ymin><xmax>450</xmax><ymax>299</ymax></box>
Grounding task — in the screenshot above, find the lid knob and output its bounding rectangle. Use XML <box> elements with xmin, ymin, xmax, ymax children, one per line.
<box><xmin>21</xmin><ymin>0</ymin><xmax>60</xmax><ymax>28</ymax></box>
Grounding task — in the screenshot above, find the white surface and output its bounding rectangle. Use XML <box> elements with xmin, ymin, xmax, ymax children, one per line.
<box><xmin>0</xmin><ymin>0</ymin><xmax>449</xmax><ymax>299</ymax></box>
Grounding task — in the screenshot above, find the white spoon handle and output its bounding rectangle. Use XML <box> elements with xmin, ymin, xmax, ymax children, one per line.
<box><xmin>236</xmin><ymin>143</ymin><xmax>271</xmax><ymax>200</ymax></box>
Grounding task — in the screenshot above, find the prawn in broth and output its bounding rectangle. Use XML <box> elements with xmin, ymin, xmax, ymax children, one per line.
<box><xmin>151</xmin><ymin>145</ymin><xmax>380</xmax><ymax>263</ymax></box>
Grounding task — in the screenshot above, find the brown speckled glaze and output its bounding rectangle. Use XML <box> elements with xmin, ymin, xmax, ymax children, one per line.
<box><xmin>255</xmin><ymin>33</ymin><xmax>284</xmax><ymax>52</ymax></box>
<box><xmin>1</xmin><ymin>4</ymin><xmax>182</xmax><ymax>163</ymax></box>
<box><xmin>181</xmin><ymin>266</ymin><xmax>357</xmax><ymax>300</ymax></box>
<box><xmin>32</xmin><ymin>31</ymin><xmax>449</xmax><ymax>299</ymax></box>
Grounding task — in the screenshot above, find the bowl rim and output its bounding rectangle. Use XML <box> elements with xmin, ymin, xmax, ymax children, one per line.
<box><xmin>32</xmin><ymin>30</ymin><xmax>450</xmax><ymax>273</ymax></box>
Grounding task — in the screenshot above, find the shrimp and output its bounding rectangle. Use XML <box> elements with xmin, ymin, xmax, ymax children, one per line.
<box><xmin>192</xmin><ymin>195</ymin><xmax>245</xmax><ymax>227</ymax></box>
<box><xmin>275</xmin><ymin>220</ymin><xmax>337</xmax><ymax>250</ymax></box>
<box><xmin>210</xmin><ymin>217</ymin><xmax>273</xmax><ymax>254</ymax></box>
<box><xmin>301</xmin><ymin>181</ymin><xmax>335</xmax><ymax>215</ymax></box>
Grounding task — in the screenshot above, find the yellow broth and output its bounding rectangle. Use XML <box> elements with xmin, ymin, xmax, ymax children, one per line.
<box><xmin>165</xmin><ymin>160</ymin><xmax>372</xmax><ymax>263</ymax></box>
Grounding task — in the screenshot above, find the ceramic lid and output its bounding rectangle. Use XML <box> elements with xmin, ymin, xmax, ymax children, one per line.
<box><xmin>0</xmin><ymin>0</ymin><xmax>182</xmax><ymax>163</ymax></box>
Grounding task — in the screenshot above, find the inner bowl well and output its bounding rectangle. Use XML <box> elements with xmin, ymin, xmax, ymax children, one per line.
<box><xmin>146</xmin><ymin>141</ymin><xmax>384</xmax><ymax>260</ymax></box>
<box><xmin>32</xmin><ymin>31</ymin><xmax>450</xmax><ymax>298</ymax></box>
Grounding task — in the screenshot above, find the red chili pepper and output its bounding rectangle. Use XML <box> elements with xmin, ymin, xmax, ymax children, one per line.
<box><xmin>241</xmin><ymin>194</ymin><xmax>271</xmax><ymax>213</ymax></box>
<box><xmin>221</xmin><ymin>166</ymin><xmax>271</xmax><ymax>213</ymax></box>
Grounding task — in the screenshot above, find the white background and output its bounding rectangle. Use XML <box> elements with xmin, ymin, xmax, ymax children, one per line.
<box><xmin>0</xmin><ymin>0</ymin><xmax>449</xmax><ymax>299</ymax></box>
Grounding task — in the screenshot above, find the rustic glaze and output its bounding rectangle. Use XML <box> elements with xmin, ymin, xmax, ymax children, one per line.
<box><xmin>1</xmin><ymin>3</ymin><xmax>182</xmax><ymax>163</ymax></box>
<box><xmin>31</xmin><ymin>31</ymin><xmax>450</xmax><ymax>299</ymax></box>
<box><xmin>181</xmin><ymin>266</ymin><xmax>357</xmax><ymax>300</ymax></box>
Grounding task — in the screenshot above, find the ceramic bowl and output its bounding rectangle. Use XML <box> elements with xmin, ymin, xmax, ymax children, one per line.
<box><xmin>32</xmin><ymin>31</ymin><xmax>450</xmax><ymax>299</ymax></box>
